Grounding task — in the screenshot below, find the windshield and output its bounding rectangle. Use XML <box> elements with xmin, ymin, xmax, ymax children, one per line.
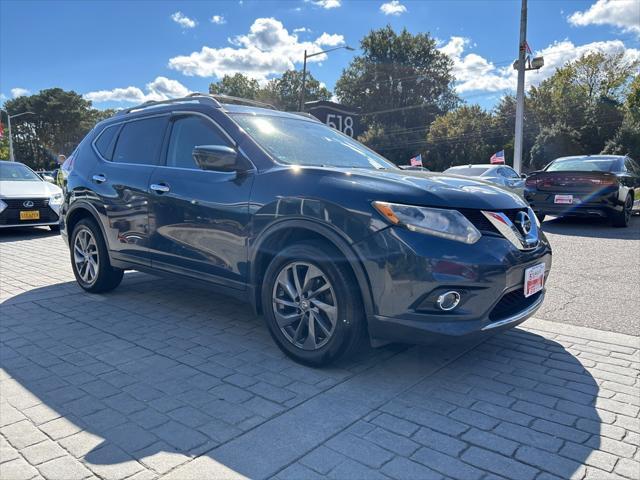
<box><xmin>547</xmin><ymin>157</ymin><xmax>622</xmax><ymax>172</ymax></box>
<box><xmin>445</xmin><ymin>167</ymin><xmax>491</xmax><ymax>176</ymax></box>
<box><xmin>232</xmin><ymin>114</ymin><xmax>397</xmax><ymax>170</ymax></box>
<box><xmin>0</xmin><ymin>163</ymin><xmax>42</xmax><ymax>182</ymax></box>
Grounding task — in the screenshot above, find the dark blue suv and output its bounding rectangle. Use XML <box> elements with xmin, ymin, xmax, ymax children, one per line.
<box><xmin>61</xmin><ymin>94</ymin><xmax>552</xmax><ymax>365</ymax></box>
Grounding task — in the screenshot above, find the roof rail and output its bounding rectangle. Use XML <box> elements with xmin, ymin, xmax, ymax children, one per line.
<box><xmin>115</xmin><ymin>94</ymin><xmax>222</xmax><ymax>116</ymax></box>
<box><xmin>211</xmin><ymin>94</ymin><xmax>278</xmax><ymax>110</ymax></box>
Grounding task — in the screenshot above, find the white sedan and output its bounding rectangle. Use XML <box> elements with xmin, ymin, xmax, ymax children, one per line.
<box><xmin>444</xmin><ymin>164</ymin><xmax>526</xmax><ymax>196</ymax></box>
<box><xmin>0</xmin><ymin>160</ymin><xmax>63</xmax><ymax>230</ymax></box>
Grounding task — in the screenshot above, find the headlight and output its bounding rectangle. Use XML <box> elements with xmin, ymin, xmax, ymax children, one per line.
<box><xmin>0</xmin><ymin>199</ymin><xmax>6</xmax><ymax>214</ymax></box>
<box><xmin>49</xmin><ymin>193</ymin><xmax>63</xmax><ymax>205</ymax></box>
<box><xmin>372</xmin><ymin>201</ymin><xmax>481</xmax><ymax>244</ymax></box>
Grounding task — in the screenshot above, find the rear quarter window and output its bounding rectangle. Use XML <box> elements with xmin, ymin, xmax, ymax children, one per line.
<box><xmin>94</xmin><ymin>124</ymin><xmax>120</xmax><ymax>160</ymax></box>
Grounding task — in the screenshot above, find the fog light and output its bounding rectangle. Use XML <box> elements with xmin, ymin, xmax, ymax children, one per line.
<box><xmin>437</xmin><ymin>291</ymin><xmax>461</xmax><ymax>311</ymax></box>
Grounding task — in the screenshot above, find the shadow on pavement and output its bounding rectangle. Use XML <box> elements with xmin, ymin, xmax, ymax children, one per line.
<box><xmin>0</xmin><ymin>226</ymin><xmax>58</xmax><ymax>243</ymax></box>
<box><xmin>541</xmin><ymin>214</ymin><xmax>640</xmax><ymax>239</ymax></box>
<box><xmin>1</xmin><ymin>277</ymin><xmax>600</xmax><ymax>479</ymax></box>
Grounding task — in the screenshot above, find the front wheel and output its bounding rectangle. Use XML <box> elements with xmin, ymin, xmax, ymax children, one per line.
<box><xmin>261</xmin><ymin>241</ymin><xmax>365</xmax><ymax>366</ymax></box>
<box><xmin>71</xmin><ymin>219</ymin><xmax>123</xmax><ymax>293</ymax></box>
<box><xmin>611</xmin><ymin>195</ymin><xmax>632</xmax><ymax>228</ymax></box>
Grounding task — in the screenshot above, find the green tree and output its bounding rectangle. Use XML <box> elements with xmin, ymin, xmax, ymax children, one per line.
<box><xmin>603</xmin><ymin>75</ymin><xmax>640</xmax><ymax>158</ymax></box>
<box><xmin>530</xmin><ymin>123</ymin><xmax>585</xmax><ymax>169</ymax></box>
<box><xmin>209</xmin><ymin>73</ymin><xmax>261</xmax><ymax>99</ymax></box>
<box><xmin>425</xmin><ymin>105</ymin><xmax>501</xmax><ymax>170</ymax></box>
<box><xmin>3</xmin><ymin>88</ymin><xmax>109</xmax><ymax>169</ymax></box>
<box><xmin>261</xmin><ymin>70</ymin><xmax>331</xmax><ymax>111</ymax></box>
<box><xmin>335</xmin><ymin>26</ymin><xmax>458</xmax><ymax>164</ymax></box>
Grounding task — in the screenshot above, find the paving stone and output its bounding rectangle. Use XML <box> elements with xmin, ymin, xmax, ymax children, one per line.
<box><xmin>0</xmin><ymin>457</ymin><xmax>39</xmax><ymax>480</ymax></box>
<box><xmin>105</xmin><ymin>423</ymin><xmax>158</xmax><ymax>452</ymax></box>
<box><xmin>412</xmin><ymin>427</ymin><xmax>467</xmax><ymax>456</ymax></box>
<box><xmin>21</xmin><ymin>440</ymin><xmax>67</xmax><ymax>465</ymax></box>
<box><xmin>461</xmin><ymin>428</ymin><xmax>519</xmax><ymax>456</ymax></box>
<box><xmin>382</xmin><ymin>456</ymin><xmax>445</xmax><ymax>480</ymax></box>
<box><xmin>277</xmin><ymin>462</ymin><xmax>325</xmax><ymax>480</ymax></box>
<box><xmin>515</xmin><ymin>445</ymin><xmax>586</xmax><ymax>479</ymax></box>
<box><xmin>364</xmin><ymin>427</ymin><xmax>420</xmax><ymax>456</ymax></box>
<box><xmin>38</xmin><ymin>455</ymin><xmax>93</xmax><ymax>480</ymax></box>
<box><xmin>560</xmin><ymin>442</ymin><xmax>619</xmax><ymax>472</ymax></box>
<box><xmin>614</xmin><ymin>458</ymin><xmax>640</xmax><ymax>479</ymax></box>
<box><xmin>152</xmin><ymin>421</ymin><xmax>208</xmax><ymax>452</ymax></box>
<box><xmin>2</xmin><ymin>420</ymin><xmax>49</xmax><ymax>448</ymax></box>
<box><xmin>327</xmin><ymin>459</ymin><xmax>390</xmax><ymax>480</ymax></box>
<box><xmin>136</xmin><ymin>442</ymin><xmax>189</xmax><ymax>475</ymax></box>
<box><xmin>411</xmin><ymin>447</ymin><xmax>484</xmax><ymax>480</ymax></box>
<box><xmin>300</xmin><ymin>446</ymin><xmax>346</xmax><ymax>475</ymax></box>
<box><xmin>370</xmin><ymin>412</ymin><xmax>419</xmax><ymax>437</ymax></box>
<box><xmin>82</xmin><ymin>443</ymin><xmax>144</xmax><ymax>480</ymax></box>
<box><xmin>461</xmin><ymin>446</ymin><xmax>538</xmax><ymax>480</ymax></box>
<box><xmin>326</xmin><ymin>433</ymin><xmax>394</xmax><ymax>469</ymax></box>
<box><xmin>449</xmin><ymin>407</ymin><xmax>499</xmax><ymax>430</ymax></box>
<box><xmin>493</xmin><ymin>421</ymin><xmax>563</xmax><ymax>452</ymax></box>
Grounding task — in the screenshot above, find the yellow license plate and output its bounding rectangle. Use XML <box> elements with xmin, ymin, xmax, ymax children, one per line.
<box><xmin>20</xmin><ymin>210</ymin><xmax>40</xmax><ymax>220</ymax></box>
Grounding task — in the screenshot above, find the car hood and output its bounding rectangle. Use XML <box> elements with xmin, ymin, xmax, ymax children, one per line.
<box><xmin>315</xmin><ymin>167</ymin><xmax>527</xmax><ymax>210</ymax></box>
<box><xmin>0</xmin><ymin>180</ymin><xmax>61</xmax><ymax>198</ymax></box>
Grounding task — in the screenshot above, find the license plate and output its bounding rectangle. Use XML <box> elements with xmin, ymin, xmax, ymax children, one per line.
<box><xmin>554</xmin><ymin>194</ymin><xmax>573</xmax><ymax>204</ymax></box>
<box><xmin>524</xmin><ymin>263</ymin><xmax>545</xmax><ymax>298</ymax></box>
<box><xmin>19</xmin><ymin>210</ymin><xmax>40</xmax><ymax>220</ymax></box>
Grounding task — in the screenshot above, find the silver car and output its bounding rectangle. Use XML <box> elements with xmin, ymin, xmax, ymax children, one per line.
<box><xmin>0</xmin><ymin>161</ymin><xmax>63</xmax><ymax>230</ymax></box>
<box><xmin>444</xmin><ymin>164</ymin><xmax>526</xmax><ymax>196</ymax></box>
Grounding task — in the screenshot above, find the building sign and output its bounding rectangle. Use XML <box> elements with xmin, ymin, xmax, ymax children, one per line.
<box><xmin>304</xmin><ymin>100</ymin><xmax>362</xmax><ymax>138</ymax></box>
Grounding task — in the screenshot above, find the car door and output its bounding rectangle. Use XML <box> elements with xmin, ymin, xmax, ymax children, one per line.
<box><xmin>92</xmin><ymin>114</ymin><xmax>169</xmax><ymax>265</ymax></box>
<box><xmin>147</xmin><ymin>111</ymin><xmax>255</xmax><ymax>289</ymax></box>
<box><xmin>623</xmin><ymin>157</ymin><xmax>640</xmax><ymax>211</ymax></box>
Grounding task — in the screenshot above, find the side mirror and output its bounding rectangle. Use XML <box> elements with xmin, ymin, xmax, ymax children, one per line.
<box><xmin>192</xmin><ymin>145</ymin><xmax>249</xmax><ymax>172</ymax></box>
<box><xmin>520</xmin><ymin>173</ymin><xmax>527</xmax><ymax>179</ymax></box>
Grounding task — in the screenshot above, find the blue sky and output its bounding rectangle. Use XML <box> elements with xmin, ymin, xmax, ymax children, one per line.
<box><xmin>1</xmin><ymin>0</ymin><xmax>638</xmax><ymax>110</ymax></box>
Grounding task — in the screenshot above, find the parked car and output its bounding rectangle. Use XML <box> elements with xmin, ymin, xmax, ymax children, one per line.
<box><xmin>60</xmin><ymin>94</ymin><xmax>552</xmax><ymax>365</ymax></box>
<box><xmin>0</xmin><ymin>161</ymin><xmax>63</xmax><ymax>231</ymax></box>
<box><xmin>525</xmin><ymin>155</ymin><xmax>639</xmax><ymax>227</ymax></box>
<box><xmin>444</xmin><ymin>164</ymin><xmax>526</xmax><ymax>196</ymax></box>
<box><xmin>399</xmin><ymin>165</ymin><xmax>430</xmax><ymax>172</ymax></box>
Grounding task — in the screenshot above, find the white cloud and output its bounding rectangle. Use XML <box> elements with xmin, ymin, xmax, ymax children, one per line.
<box><xmin>293</xmin><ymin>27</ymin><xmax>310</xmax><ymax>33</ymax></box>
<box><xmin>439</xmin><ymin>36</ymin><xmax>640</xmax><ymax>95</ymax></box>
<box><xmin>308</xmin><ymin>0</ymin><xmax>342</xmax><ymax>9</ymax></box>
<box><xmin>171</xmin><ymin>11</ymin><xmax>197</xmax><ymax>29</ymax></box>
<box><xmin>380</xmin><ymin>1</ymin><xmax>407</xmax><ymax>16</ymax></box>
<box><xmin>84</xmin><ymin>76</ymin><xmax>190</xmax><ymax>104</ymax></box>
<box><xmin>168</xmin><ymin>17</ymin><xmax>344</xmax><ymax>82</ymax></box>
<box><xmin>568</xmin><ymin>0</ymin><xmax>640</xmax><ymax>37</ymax></box>
<box><xmin>315</xmin><ymin>32</ymin><xmax>344</xmax><ymax>46</ymax></box>
<box><xmin>11</xmin><ymin>88</ymin><xmax>30</xmax><ymax>98</ymax></box>
<box><xmin>211</xmin><ymin>15</ymin><xmax>226</xmax><ymax>25</ymax></box>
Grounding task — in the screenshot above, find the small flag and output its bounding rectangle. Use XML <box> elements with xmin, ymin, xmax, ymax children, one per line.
<box><xmin>0</xmin><ymin>122</ymin><xmax>4</xmax><ymax>139</ymax></box>
<box><xmin>410</xmin><ymin>154</ymin><xmax>423</xmax><ymax>167</ymax></box>
<box><xmin>490</xmin><ymin>150</ymin><xmax>505</xmax><ymax>164</ymax></box>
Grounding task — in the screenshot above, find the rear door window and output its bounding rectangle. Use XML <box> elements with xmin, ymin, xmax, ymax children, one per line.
<box><xmin>166</xmin><ymin>114</ymin><xmax>231</xmax><ymax>169</ymax></box>
<box><xmin>112</xmin><ymin>116</ymin><xmax>167</xmax><ymax>165</ymax></box>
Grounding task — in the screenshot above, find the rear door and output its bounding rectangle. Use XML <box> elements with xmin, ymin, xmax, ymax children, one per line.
<box><xmin>147</xmin><ymin>111</ymin><xmax>254</xmax><ymax>288</ymax></box>
<box><xmin>93</xmin><ymin>114</ymin><xmax>169</xmax><ymax>265</ymax></box>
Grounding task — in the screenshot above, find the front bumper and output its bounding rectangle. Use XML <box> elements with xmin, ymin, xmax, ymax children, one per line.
<box><xmin>525</xmin><ymin>188</ymin><xmax>622</xmax><ymax>218</ymax></box>
<box><xmin>353</xmin><ymin>226</ymin><xmax>552</xmax><ymax>345</ymax></box>
<box><xmin>0</xmin><ymin>198</ymin><xmax>60</xmax><ymax>228</ymax></box>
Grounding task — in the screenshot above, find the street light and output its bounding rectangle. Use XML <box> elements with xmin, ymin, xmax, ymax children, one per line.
<box><xmin>0</xmin><ymin>109</ymin><xmax>36</xmax><ymax>161</ymax></box>
<box><xmin>298</xmin><ymin>45</ymin><xmax>355</xmax><ymax>111</ymax></box>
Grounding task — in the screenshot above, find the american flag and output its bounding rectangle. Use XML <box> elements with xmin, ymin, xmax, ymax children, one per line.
<box><xmin>0</xmin><ymin>122</ymin><xmax>4</xmax><ymax>139</ymax></box>
<box><xmin>490</xmin><ymin>150</ymin><xmax>505</xmax><ymax>164</ymax></box>
<box><xmin>410</xmin><ymin>154</ymin><xmax>423</xmax><ymax>167</ymax></box>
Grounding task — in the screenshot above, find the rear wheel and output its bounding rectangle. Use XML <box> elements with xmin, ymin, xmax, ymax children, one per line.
<box><xmin>261</xmin><ymin>241</ymin><xmax>365</xmax><ymax>366</ymax></box>
<box><xmin>71</xmin><ymin>219</ymin><xmax>123</xmax><ymax>292</ymax></box>
<box><xmin>611</xmin><ymin>195</ymin><xmax>632</xmax><ymax>228</ymax></box>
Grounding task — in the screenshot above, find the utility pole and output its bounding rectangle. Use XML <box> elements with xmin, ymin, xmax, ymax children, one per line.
<box><xmin>0</xmin><ymin>110</ymin><xmax>36</xmax><ymax>161</ymax></box>
<box><xmin>513</xmin><ymin>0</ymin><xmax>527</xmax><ymax>174</ymax></box>
<box><xmin>298</xmin><ymin>45</ymin><xmax>355</xmax><ymax>112</ymax></box>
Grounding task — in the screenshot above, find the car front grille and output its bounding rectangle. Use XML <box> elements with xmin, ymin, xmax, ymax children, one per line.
<box><xmin>489</xmin><ymin>289</ymin><xmax>542</xmax><ymax>321</ymax></box>
<box><xmin>2</xmin><ymin>198</ymin><xmax>50</xmax><ymax>209</ymax></box>
<box><xmin>459</xmin><ymin>208</ymin><xmax>527</xmax><ymax>234</ymax></box>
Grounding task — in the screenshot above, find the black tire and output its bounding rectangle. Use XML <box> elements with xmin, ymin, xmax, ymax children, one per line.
<box><xmin>49</xmin><ymin>224</ymin><xmax>60</xmax><ymax>232</ymax></box>
<box><xmin>535</xmin><ymin>212</ymin><xmax>546</xmax><ymax>224</ymax></box>
<box><xmin>261</xmin><ymin>240</ymin><xmax>366</xmax><ymax>366</ymax></box>
<box><xmin>611</xmin><ymin>195</ymin><xmax>632</xmax><ymax>228</ymax></box>
<box><xmin>70</xmin><ymin>218</ymin><xmax>123</xmax><ymax>293</ymax></box>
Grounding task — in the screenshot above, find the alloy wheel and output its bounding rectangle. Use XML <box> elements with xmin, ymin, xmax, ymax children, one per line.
<box><xmin>625</xmin><ymin>196</ymin><xmax>632</xmax><ymax>223</ymax></box>
<box><xmin>272</xmin><ymin>261</ymin><xmax>338</xmax><ymax>350</ymax></box>
<box><xmin>73</xmin><ymin>228</ymin><xmax>99</xmax><ymax>285</ymax></box>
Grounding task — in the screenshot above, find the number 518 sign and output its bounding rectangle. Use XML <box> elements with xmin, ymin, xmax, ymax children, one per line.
<box><xmin>305</xmin><ymin>101</ymin><xmax>362</xmax><ymax>138</ymax></box>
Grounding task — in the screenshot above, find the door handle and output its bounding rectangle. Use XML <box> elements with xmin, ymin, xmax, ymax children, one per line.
<box><xmin>92</xmin><ymin>174</ymin><xmax>107</xmax><ymax>184</ymax></box>
<box><xmin>150</xmin><ymin>183</ymin><xmax>170</xmax><ymax>193</ymax></box>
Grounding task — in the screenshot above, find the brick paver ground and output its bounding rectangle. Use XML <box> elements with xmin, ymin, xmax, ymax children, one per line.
<box><xmin>1</xmin><ymin>229</ymin><xmax>638</xmax><ymax>480</ymax></box>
